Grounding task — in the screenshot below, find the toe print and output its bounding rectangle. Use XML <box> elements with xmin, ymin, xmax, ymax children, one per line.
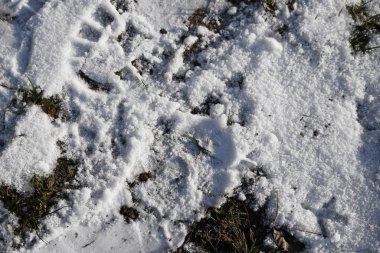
<box><xmin>78</xmin><ymin>23</ymin><xmax>103</xmax><ymax>42</ymax></box>
<box><xmin>70</xmin><ymin>41</ymin><xmax>91</xmax><ymax>58</ymax></box>
<box><xmin>93</xmin><ymin>7</ymin><xmax>114</xmax><ymax>27</ymax></box>
<box><xmin>68</xmin><ymin>2</ymin><xmax>123</xmax><ymax>92</ymax></box>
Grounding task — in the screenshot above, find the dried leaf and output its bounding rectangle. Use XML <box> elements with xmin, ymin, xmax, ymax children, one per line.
<box><xmin>273</xmin><ymin>228</ymin><xmax>289</xmax><ymax>252</ymax></box>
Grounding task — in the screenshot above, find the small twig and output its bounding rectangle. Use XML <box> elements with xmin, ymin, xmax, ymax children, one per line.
<box><xmin>194</xmin><ymin>137</ymin><xmax>212</xmax><ymax>156</ymax></box>
<box><xmin>294</xmin><ymin>228</ymin><xmax>324</xmax><ymax>236</ymax></box>
<box><xmin>366</xmin><ymin>45</ymin><xmax>380</xmax><ymax>51</ymax></box>
<box><xmin>338</xmin><ymin>7</ymin><xmax>343</xmax><ymax>16</ymax></box>
<box><xmin>362</xmin><ymin>0</ymin><xmax>374</xmax><ymax>6</ymax></box>
<box><xmin>366</xmin><ymin>13</ymin><xmax>380</xmax><ymax>22</ymax></box>
<box><xmin>139</xmin><ymin>78</ymin><xmax>149</xmax><ymax>90</ymax></box>
<box><xmin>35</xmin><ymin>231</ymin><xmax>48</xmax><ymax>245</ymax></box>
<box><xmin>26</xmin><ymin>77</ymin><xmax>35</xmax><ymax>86</ymax></box>
<box><xmin>271</xmin><ymin>190</ymin><xmax>279</xmax><ymax>226</ymax></box>
<box><xmin>227</xmin><ymin>109</ymin><xmax>234</xmax><ymax>126</ymax></box>
<box><xmin>44</xmin><ymin>205</ymin><xmax>71</xmax><ymax>217</ymax></box>
<box><xmin>82</xmin><ymin>240</ymin><xmax>96</xmax><ymax>248</ymax></box>
<box><xmin>0</xmin><ymin>84</ymin><xmax>10</xmax><ymax>89</ymax></box>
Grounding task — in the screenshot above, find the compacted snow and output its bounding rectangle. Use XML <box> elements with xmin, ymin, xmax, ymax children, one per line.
<box><xmin>0</xmin><ymin>0</ymin><xmax>379</xmax><ymax>252</ymax></box>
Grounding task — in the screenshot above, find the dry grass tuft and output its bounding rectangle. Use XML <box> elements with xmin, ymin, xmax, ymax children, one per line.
<box><xmin>0</xmin><ymin>158</ymin><xmax>78</xmax><ymax>240</ymax></box>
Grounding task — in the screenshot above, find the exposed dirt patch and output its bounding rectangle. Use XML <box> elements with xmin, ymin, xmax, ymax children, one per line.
<box><xmin>175</xmin><ymin>198</ymin><xmax>267</xmax><ymax>253</ymax></box>
<box><xmin>0</xmin><ymin>158</ymin><xmax>79</xmax><ymax>241</ymax></box>
<box><xmin>138</xmin><ymin>172</ymin><xmax>152</xmax><ymax>182</ymax></box>
<box><xmin>111</xmin><ymin>0</ymin><xmax>137</xmax><ymax>13</ymax></box>
<box><xmin>78</xmin><ymin>70</ymin><xmax>112</xmax><ymax>92</ymax></box>
<box><xmin>286</xmin><ymin>0</ymin><xmax>296</xmax><ymax>12</ymax></box>
<box><xmin>187</xmin><ymin>8</ymin><xmax>221</xmax><ymax>33</ymax></box>
<box><xmin>264</xmin><ymin>0</ymin><xmax>278</xmax><ymax>15</ymax></box>
<box><xmin>119</xmin><ymin>206</ymin><xmax>139</xmax><ymax>223</ymax></box>
<box><xmin>190</xmin><ymin>93</ymin><xmax>221</xmax><ymax>116</ymax></box>
<box><xmin>128</xmin><ymin>171</ymin><xmax>153</xmax><ymax>188</ymax></box>
<box><xmin>174</xmin><ymin>197</ymin><xmax>305</xmax><ymax>253</ymax></box>
<box><xmin>131</xmin><ymin>57</ymin><xmax>155</xmax><ymax>76</ymax></box>
<box><xmin>20</xmin><ymin>85</ymin><xmax>62</xmax><ymax>119</ymax></box>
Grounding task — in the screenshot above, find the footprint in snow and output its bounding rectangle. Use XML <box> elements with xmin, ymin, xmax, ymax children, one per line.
<box><xmin>302</xmin><ymin>196</ymin><xmax>349</xmax><ymax>238</ymax></box>
<box><xmin>70</xmin><ymin>3</ymin><xmax>122</xmax><ymax>92</ymax></box>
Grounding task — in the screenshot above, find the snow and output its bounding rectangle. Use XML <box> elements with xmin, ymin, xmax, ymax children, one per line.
<box><xmin>0</xmin><ymin>0</ymin><xmax>379</xmax><ymax>252</ymax></box>
<box><xmin>0</xmin><ymin>106</ymin><xmax>63</xmax><ymax>191</ymax></box>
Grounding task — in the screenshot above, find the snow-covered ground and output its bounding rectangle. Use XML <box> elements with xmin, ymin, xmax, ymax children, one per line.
<box><xmin>0</xmin><ymin>0</ymin><xmax>379</xmax><ymax>252</ymax></box>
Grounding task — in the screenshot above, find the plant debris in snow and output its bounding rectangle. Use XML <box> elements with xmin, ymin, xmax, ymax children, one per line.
<box><xmin>347</xmin><ymin>0</ymin><xmax>380</xmax><ymax>54</ymax></box>
<box><xmin>20</xmin><ymin>85</ymin><xmax>62</xmax><ymax>119</ymax></box>
<box><xmin>175</xmin><ymin>197</ymin><xmax>305</xmax><ymax>253</ymax></box>
<box><xmin>0</xmin><ymin>158</ymin><xmax>78</xmax><ymax>243</ymax></box>
<box><xmin>0</xmin><ymin>0</ymin><xmax>380</xmax><ymax>252</ymax></box>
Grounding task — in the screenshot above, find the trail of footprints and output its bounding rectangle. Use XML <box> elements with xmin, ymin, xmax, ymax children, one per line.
<box><xmin>4</xmin><ymin>0</ymin><xmax>351</xmax><ymax>247</ymax></box>
<box><xmin>66</xmin><ymin>5</ymin><xmax>232</xmax><ymax>246</ymax></box>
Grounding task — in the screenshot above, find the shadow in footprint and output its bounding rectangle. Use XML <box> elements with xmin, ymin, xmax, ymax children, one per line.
<box><xmin>356</xmin><ymin>82</ymin><xmax>380</xmax><ymax>188</ymax></box>
<box><xmin>0</xmin><ymin>84</ymin><xmax>25</xmax><ymax>157</ymax></box>
<box><xmin>93</xmin><ymin>7</ymin><xmax>114</xmax><ymax>27</ymax></box>
<box><xmin>79</xmin><ymin>24</ymin><xmax>102</xmax><ymax>42</ymax></box>
<box><xmin>6</xmin><ymin>0</ymin><xmax>47</xmax><ymax>73</ymax></box>
<box><xmin>0</xmin><ymin>205</ymin><xmax>10</xmax><ymax>253</ymax></box>
<box><xmin>302</xmin><ymin>196</ymin><xmax>348</xmax><ymax>238</ymax></box>
<box><xmin>180</xmin><ymin>117</ymin><xmax>238</xmax><ymax>206</ymax></box>
<box><xmin>355</xmin><ymin>82</ymin><xmax>380</xmax><ymax>246</ymax></box>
